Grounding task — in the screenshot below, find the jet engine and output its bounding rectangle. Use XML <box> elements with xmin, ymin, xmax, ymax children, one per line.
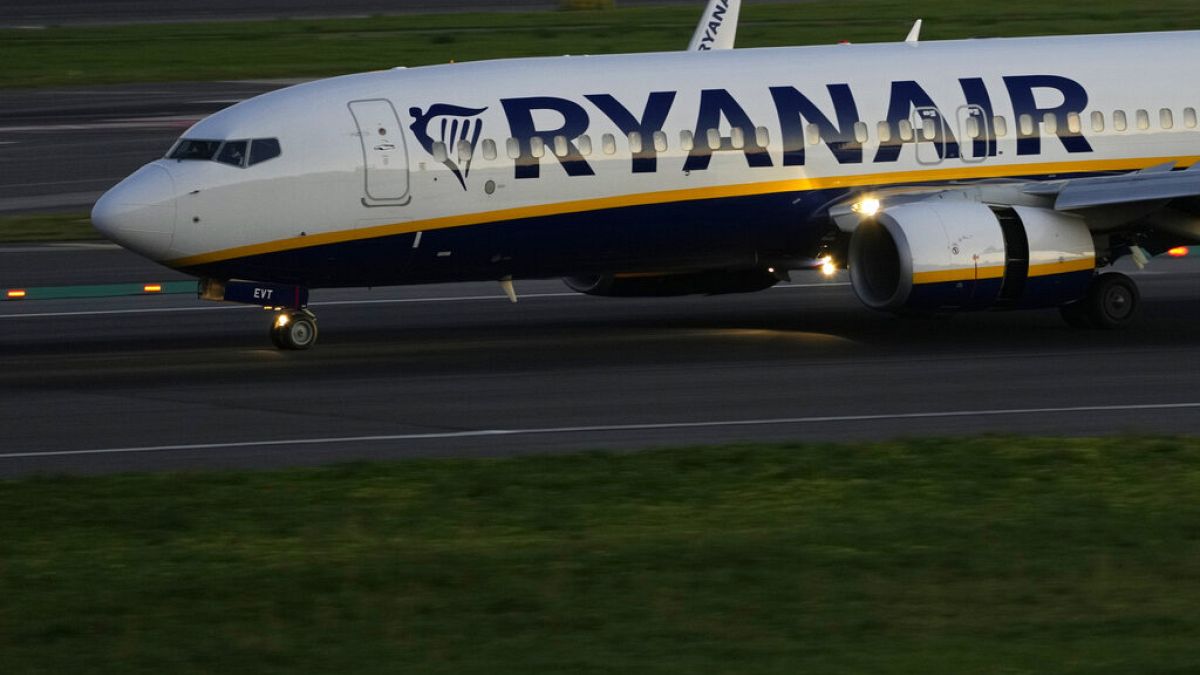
<box><xmin>564</xmin><ymin>268</ymin><xmax>780</xmax><ymax>297</ymax></box>
<box><xmin>848</xmin><ymin>201</ymin><xmax>1096</xmax><ymax>312</ymax></box>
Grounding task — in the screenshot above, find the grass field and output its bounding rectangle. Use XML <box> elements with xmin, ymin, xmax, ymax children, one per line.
<box><xmin>3</xmin><ymin>438</ymin><xmax>1200</xmax><ymax>673</ymax></box>
<box><xmin>3</xmin><ymin>1</ymin><xmax>1200</xmax><ymax>88</ymax></box>
<box><xmin>0</xmin><ymin>213</ymin><xmax>99</xmax><ymax>242</ymax></box>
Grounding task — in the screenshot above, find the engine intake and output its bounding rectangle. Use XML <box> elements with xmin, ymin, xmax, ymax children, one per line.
<box><xmin>849</xmin><ymin>201</ymin><xmax>1095</xmax><ymax>312</ymax></box>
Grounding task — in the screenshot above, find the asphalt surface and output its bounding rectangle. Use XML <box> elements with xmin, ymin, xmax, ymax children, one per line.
<box><xmin>0</xmin><ymin>81</ymin><xmax>297</xmax><ymax>213</ymax></box>
<box><xmin>2</xmin><ymin>245</ymin><xmax>1199</xmax><ymax>477</ymax></box>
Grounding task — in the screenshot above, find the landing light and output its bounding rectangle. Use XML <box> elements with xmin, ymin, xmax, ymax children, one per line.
<box><xmin>820</xmin><ymin>256</ymin><xmax>837</xmax><ymax>277</ymax></box>
<box><xmin>1168</xmin><ymin>246</ymin><xmax>1190</xmax><ymax>258</ymax></box>
<box><xmin>852</xmin><ymin>197</ymin><xmax>881</xmax><ymax>218</ymax></box>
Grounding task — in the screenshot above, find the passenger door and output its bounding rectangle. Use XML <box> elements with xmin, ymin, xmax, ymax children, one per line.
<box><xmin>349</xmin><ymin>99</ymin><xmax>412</xmax><ymax>206</ymax></box>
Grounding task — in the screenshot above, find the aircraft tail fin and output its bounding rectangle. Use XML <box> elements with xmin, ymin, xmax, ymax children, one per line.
<box><xmin>688</xmin><ymin>0</ymin><xmax>740</xmax><ymax>51</ymax></box>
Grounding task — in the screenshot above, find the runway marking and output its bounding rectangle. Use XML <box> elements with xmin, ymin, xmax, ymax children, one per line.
<box><xmin>5</xmin><ymin>402</ymin><xmax>1200</xmax><ymax>460</ymax></box>
<box><xmin>0</xmin><ymin>283</ymin><xmax>850</xmax><ymax>319</ymax></box>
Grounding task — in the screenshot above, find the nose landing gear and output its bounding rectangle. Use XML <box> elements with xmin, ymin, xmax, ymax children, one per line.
<box><xmin>270</xmin><ymin>309</ymin><xmax>319</xmax><ymax>350</ymax></box>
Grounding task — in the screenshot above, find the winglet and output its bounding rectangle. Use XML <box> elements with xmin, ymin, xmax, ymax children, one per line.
<box><xmin>688</xmin><ymin>0</ymin><xmax>740</xmax><ymax>51</ymax></box>
<box><xmin>905</xmin><ymin>19</ymin><xmax>923</xmax><ymax>43</ymax></box>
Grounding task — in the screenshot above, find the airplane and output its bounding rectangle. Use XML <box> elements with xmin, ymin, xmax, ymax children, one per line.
<box><xmin>91</xmin><ymin>1</ymin><xmax>1200</xmax><ymax>349</ymax></box>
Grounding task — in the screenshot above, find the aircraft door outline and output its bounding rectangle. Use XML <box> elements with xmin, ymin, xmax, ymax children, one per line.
<box><xmin>956</xmin><ymin>105</ymin><xmax>993</xmax><ymax>164</ymax></box>
<box><xmin>911</xmin><ymin>106</ymin><xmax>954</xmax><ymax>166</ymax></box>
<box><xmin>349</xmin><ymin>99</ymin><xmax>412</xmax><ymax>207</ymax></box>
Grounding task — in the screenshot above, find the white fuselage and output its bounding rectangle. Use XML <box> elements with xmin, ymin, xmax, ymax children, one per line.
<box><xmin>93</xmin><ymin>31</ymin><xmax>1200</xmax><ymax>287</ymax></box>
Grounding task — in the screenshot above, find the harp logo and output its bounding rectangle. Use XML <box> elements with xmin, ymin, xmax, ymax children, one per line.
<box><xmin>409</xmin><ymin>104</ymin><xmax>488</xmax><ymax>190</ymax></box>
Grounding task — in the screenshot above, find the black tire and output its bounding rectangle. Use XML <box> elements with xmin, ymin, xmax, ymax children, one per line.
<box><xmin>1084</xmin><ymin>273</ymin><xmax>1140</xmax><ymax>329</ymax></box>
<box><xmin>1059</xmin><ymin>301</ymin><xmax>1094</xmax><ymax>329</ymax></box>
<box><xmin>272</xmin><ymin>311</ymin><xmax>318</xmax><ymax>350</ymax></box>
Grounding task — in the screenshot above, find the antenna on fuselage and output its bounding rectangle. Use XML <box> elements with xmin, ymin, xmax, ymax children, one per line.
<box><xmin>688</xmin><ymin>0</ymin><xmax>740</xmax><ymax>51</ymax></box>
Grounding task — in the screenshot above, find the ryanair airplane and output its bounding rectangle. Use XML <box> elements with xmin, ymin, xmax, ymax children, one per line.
<box><xmin>92</xmin><ymin>0</ymin><xmax>1200</xmax><ymax>349</ymax></box>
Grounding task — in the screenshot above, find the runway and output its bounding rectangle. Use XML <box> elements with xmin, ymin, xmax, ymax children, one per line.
<box><xmin>2</xmin><ymin>245</ymin><xmax>1199</xmax><ymax>476</ymax></box>
<box><xmin>0</xmin><ymin>81</ymin><xmax>296</xmax><ymax>213</ymax></box>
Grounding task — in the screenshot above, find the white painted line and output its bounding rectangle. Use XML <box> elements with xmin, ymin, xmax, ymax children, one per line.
<box><xmin>6</xmin><ymin>402</ymin><xmax>1200</xmax><ymax>460</ymax></box>
<box><xmin>0</xmin><ymin>292</ymin><xmax>570</xmax><ymax>319</ymax></box>
<box><xmin>0</xmin><ymin>281</ymin><xmax>848</xmax><ymax>320</ymax></box>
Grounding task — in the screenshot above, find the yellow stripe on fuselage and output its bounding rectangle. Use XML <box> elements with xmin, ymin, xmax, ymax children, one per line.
<box><xmin>167</xmin><ymin>156</ymin><xmax>1198</xmax><ymax>268</ymax></box>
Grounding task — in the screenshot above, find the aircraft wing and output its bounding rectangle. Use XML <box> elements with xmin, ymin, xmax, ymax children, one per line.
<box><xmin>1023</xmin><ymin>162</ymin><xmax>1200</xmax><ymax>210</ymax></box>
<box><xmin>688</xmin><ymin>0</ymin><xmax>740</xmax><ymax>51</ymax></box>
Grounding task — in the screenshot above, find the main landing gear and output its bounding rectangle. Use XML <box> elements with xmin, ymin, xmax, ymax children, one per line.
<box><xmin>270</xmin><ymin>309</ymin><xmax>319</xmax><ymax>350</ymax></box>
<box><xmin>1059</xmin><ymin>272</ymin><xmax>1140</xmax><ymax>329</ymax></box>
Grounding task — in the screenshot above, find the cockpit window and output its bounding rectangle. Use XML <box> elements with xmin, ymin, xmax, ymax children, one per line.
<box><xmin>169</xmin><ymin>139</ymin><xmax>221</xmax><ymax>161</ymax></box>
<box><xmin>168</xmin><ymin>137</ymin><xmax>281</xmax><ymax>167</ymax></box>
<box><xmin>216</xmin><ymin>140</ymin><xmax>249</xmax><ymax>167</ymax></box>
<box><xmin>249</xmin><ymin>138</ymin><xmax>282</xmax><ymax>166</ymax></box>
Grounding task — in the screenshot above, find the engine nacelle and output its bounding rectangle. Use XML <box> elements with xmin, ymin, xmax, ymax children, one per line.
<box><xmin>849</xmin><ymin>201</ymin><xmax>1096</xmax><ymax>312</ymax></box>
<box><xmin>564</xmin><ymin>269</ymin><xmax>780</xmax><ymax>297</ymax></box>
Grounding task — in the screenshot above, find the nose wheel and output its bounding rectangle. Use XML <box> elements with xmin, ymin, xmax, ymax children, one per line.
<box><xmin>270</xmin><ymin>309</ymin><xmax>319</xmax><ymax>350</ymax></box>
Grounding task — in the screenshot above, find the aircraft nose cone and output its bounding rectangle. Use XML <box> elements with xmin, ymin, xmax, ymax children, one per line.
<box><xmin>92</xmin><ymin>164</ymin><xmax>177</xmax><ymax>260</ymax></box>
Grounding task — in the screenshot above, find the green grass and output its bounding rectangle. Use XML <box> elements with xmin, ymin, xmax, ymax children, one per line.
<box><xmin>0</xmin><ymin>213</ymin><xmax>100</xmax><ymax>242</ymax></box>
<box><xmin>3</xmin><ymin>437</ymin><xmax>1200</xmax><ymax>673</ymax></box>
<box><xmin>3</xmin><ymin>1</ymin><xmax>1200</xmax><ymax>88</ymax></box>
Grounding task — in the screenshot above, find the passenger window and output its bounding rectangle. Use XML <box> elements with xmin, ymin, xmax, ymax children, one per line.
<box><xmin>627</xmin><ymin>131</ymin><xmax>643</xmax><ymax>154</ymax></box>
<box><xmin>1160</xmin><ymin>108</ymin><xmax>1174</xmax><ymax>129</ymax></box>
<box><xmin>1113</xmin><ymin>110</ymin><xmax>1128</xmax><ymax>132</ymax></box>
<box><xmin>653</xmin><ymin>130</ymin><xmax>668</xmax><ymax>152</ymax></box>
<box><xmin>530</xmin><ymin>136</ymin><xmax>545</xmax><ymax>158</ymax></box>
<box><xmin>897</xmin><ymin>120</ymin><xmax>914</xmax><ymax>142</ymax></box>
<box><xmin>706</xmin><ymin>128</ymin><xmax>721</xmax><ymax>150</ymax></box>
<box><xmin>482</xmin><ymin>139</ymin><xmax>497</xmax><ymax>161</ymax></box>
<box><xmin>457</xmin><ymin>139</ymin><xmax>473</xmax><ymax>162</ymax></box>
<box><xmin>1067</xmin><ymin>112</ymin><xmax>1082</xmax><ymax>134</ymax></box>
<box><xmin>1042</xmin><ymin>113</ymin><xmax>1058</xmax><ymax>135</ymax></box>
<box><xmin>577</xmin><ymin>135</ymin><xmax>592</xmax><ymax>157</ymax></box>
<box><xmin>679</xmin><ymin>130</ymin><xmax>694</xmax><ymax>152</ymax></box>
<box><xmin>754</xmin><ymin>126</ymin><xmax>770</xmax><ymax>148</ymax></box>
<box><xmin>805</xmin><ymin>123</ymin><xmax>820</xmax><ymax>146</ymax></box>
<box><xmin>431</xmin><ymin>141</ymin><xmax>449</xmax><ymax>162</ymax></box>
<box><xmin>553</xmin><ymin>135</ymin><xmax>570</xmax><ymax>158</ymax></box>
<box><xmin>1019</xmin><ymin>114</ymin><xmax>1034</xmax><ymax>136</ymax></box>
<box><xmin>965</xmin><ymin>117</ymin><xmax>981</xmax><ymax>139</ymax></box>
<box><xmin>216</xmin><ymin>140</ymin><xmax>248</xmax><ymax>167</ymax></box>
<box><xmin>506</xmin><ymin>137</ymin><xmax>520</xmax><ymax>159</ymax></box>
<box><xmin>921</xmin><ymin>118</ymin><xmax>937</xmax><ymax>141</ymax></box>
<box><xmin>169</xmin><ymin>139</ymin><xmax>221</xmax><ymax>161</ymax></box>
<box><xmin>602</xmin><ymin>133</ymin><xmax>618</xmax><ymax>155</ymax></box>
<box><xmin>729</xmin><ymin>127</ymin><xmax>745</xmax><ymax>150</ymax></box>
<box><xmin>993</xmin><ymin>116</ymin><xmax>1008</xmax><ymax>138</ymax></box>
<box><xmin>876</xmin><ymin>121</ymin><xmax>892</xmax><ymax>143</ymax></box>
<box><xmin>1186</xmin><ymin>108</ymin><xmax>1198</xmax><ymax>129</ymax></box>
<box><xmin>1091</xmin><ymin>111</ymin><xmax>1105</xmax><ymax>133</ymax></box>
<box><xmin>1136</xmin><ymin>109</ymin><xmax>1150</xmax><ymax>130</ymax></box>
<box><xmin>853</xmin><ymin>121</ymin><xmax>868</xmax><ymax>144</ymax></box>
<box><xmin>248</xmin><ymin>138</ymin><xmax>280</xmax><ymax>166</ymax></box>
